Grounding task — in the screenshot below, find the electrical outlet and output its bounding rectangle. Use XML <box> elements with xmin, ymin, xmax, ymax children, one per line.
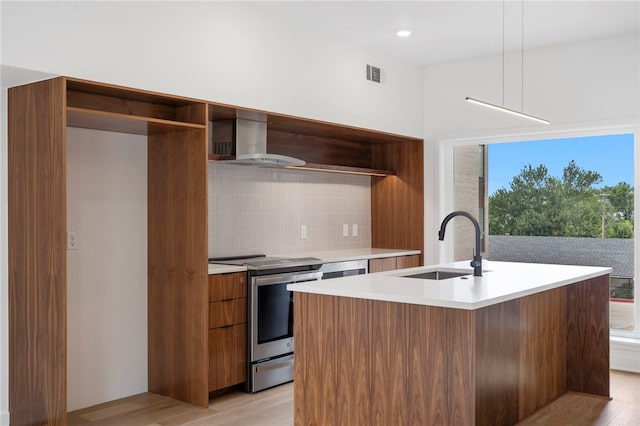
<box><xmin>301</xmin><ymin>225</ymin><xmax>307</xmax><ymax>239</ymax></box>
<box><xmin>343</xmin><ymin>224</ymin><xmax>349</xmax><ymax>237</ymax></box>
<box><xmin>67</xmin><ymin>231</ymin><xmax>78</xmax><ymax>250</ymax></box>
<box><xmin>352</xmin><ymin>224</ymin><xmax>358</xmax><ymax>237</ymax></box>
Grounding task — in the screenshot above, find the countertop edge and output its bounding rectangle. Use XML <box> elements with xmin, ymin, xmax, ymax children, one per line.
<box><xmin>288</xmin><ymin>261</ymin><xmax>612</xmax><ymax>310</ymax></box>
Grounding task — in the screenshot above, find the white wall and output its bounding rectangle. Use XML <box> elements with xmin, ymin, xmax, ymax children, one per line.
<box><xmin>424</xmin><ymin>33</ymin><xmax>640</xmax><ymax>264</ymax></box>
<box><xmin>66</xmin><ymin>128</ymin><xmax>147</xmax><ymax>412</ymax></box>
<box><xmin>1</xmin><ymin>1</ymin><xmax>423</xmax><ymax>138</ymax></box>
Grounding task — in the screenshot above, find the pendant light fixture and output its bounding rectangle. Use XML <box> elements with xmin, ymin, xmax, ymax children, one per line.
<box><xmin>466</xmin><ymin>0</ymin><xmax>550</xmax><ymax>124</ymax></box>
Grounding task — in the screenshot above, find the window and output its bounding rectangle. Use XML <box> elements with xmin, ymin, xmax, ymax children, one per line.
<box><xmin>451</xmin><ymin>132</ymin><xmax>637</xmax><ymax>335</ymax></box>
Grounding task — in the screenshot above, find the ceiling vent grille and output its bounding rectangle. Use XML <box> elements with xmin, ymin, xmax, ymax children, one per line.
<box><xmin>366</xmin><ymin>64</ymin><xmax>381</xmax><ymax>83</ymax></box>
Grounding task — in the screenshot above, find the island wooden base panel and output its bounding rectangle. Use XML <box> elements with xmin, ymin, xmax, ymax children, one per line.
<box><xmin>293</xmin><ymin>276</ymin><xmax>610</xmax><ymax>425</ymax></box>
<box><xmin>66</xmin><ymin>370</ymin><xmax>638</xmax><ymax>426</ymax></box>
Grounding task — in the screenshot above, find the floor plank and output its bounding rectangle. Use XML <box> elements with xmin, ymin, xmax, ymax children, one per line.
<box><xmin>68</xmin><ymin>370</ymin><xmax>639</xmax><ymax>425</ymax></box>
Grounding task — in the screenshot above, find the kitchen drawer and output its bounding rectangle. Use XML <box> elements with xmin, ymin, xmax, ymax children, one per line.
<box><xmin>368</xmin><ymin>257</ymin><xmax>397</xmax><ymax>273</ymax></box>
<box><xmin>209</xmin><ymin>272</ymin><xmax>246</xmax><ymax>302</ymax></box>
<box><xmin>209</xmin><ymin>324</ymin><xmax>247</xmax><ymax>391</ymax></box>
<box><xmin>396</xmin><ymin>254</ymin><xmax>421</xmax><ymax>269</ymax></box>
<box><xmin>209</xmin><ymin>299</ymin><xmax>246</xmax><ymax>328</ymax></box>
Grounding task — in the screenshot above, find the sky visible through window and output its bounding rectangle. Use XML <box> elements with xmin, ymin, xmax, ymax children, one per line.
<box><xmin>488</xmin><ymin>134</ymin><xmax>634</xmax><ymax>196</ymax></box>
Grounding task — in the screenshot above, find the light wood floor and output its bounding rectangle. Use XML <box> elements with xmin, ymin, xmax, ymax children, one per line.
<box><xmin>68</xmin><ymin>370</ymin><xmax>639</xmax><ymax>426</ymax></box>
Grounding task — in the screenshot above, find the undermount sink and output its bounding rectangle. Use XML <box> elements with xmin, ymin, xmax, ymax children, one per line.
<box><xmin>401</xmin><ymin>269</ymin><xmax>472</xmax><ymax>280</ymax></box>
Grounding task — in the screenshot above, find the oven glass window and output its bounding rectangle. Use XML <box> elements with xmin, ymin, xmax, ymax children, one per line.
<box><xmin>257</xmin><ymin>283</ymin><xmax>293</xmax><ymax>344</ymax></box>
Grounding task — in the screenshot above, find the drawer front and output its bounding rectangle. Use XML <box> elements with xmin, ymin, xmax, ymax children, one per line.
<box><xmin>209</xmin><ymin>299</ymin><xmax>246</xmax><ymax>328</ymax></box>
<box><xmin>368</xmin><ymin>257</ymin><xmax>397</xmax><ymax>273</ymax></box>
<box><xmin>396</xmin><ymin>254</ymin><xmax>421</xmax><ymax>269</ymax></box>
<box><xmin>209</xmin><ymin>272</ymin><xmax>246</xmax><ymax>301</ymax></box>
<box><xmin>209</xmin><ymin>325</ymin><xmax>247</xmax><ymax>391</ymax></box>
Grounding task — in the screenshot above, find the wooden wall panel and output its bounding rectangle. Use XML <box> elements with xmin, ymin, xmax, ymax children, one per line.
<box><xmin>148</xmin><ymin>126</ymin><xmax>209</xmax><ymax>407</ymax></box>
<box><xmin>9</xmin><ymin>78</ymin><xmax>68</xmax><ymax>425</ymax></box>
<box><xmin>519</xmin><ymin>288</ymin><xmax>567</xmax><ymax>418</ymax></box>
<box><xmin>370</xmin><ymin>300</ymin><xmax>408</xmax><ymax>424</ymax></box>
<box><xmin>371</xmin><ymin>140</ymin><xmax>424</xmax><ymax>259</ymax></box>
<box><xmin>475</xmin><ymin>301</ymin><xmax>520</xmax><ymax>426</ymax></box>
<box><xmin>336</xmin><ymin>297</ymin><xmax>372</xmax><ymax>425</ymax></box>
<box><xmin>407</xmin><ymin>305</ymin><xmax>448</xmax><ymax>425</ymax></box>
<box><xmin>566</xmin><ymin>276</ymin><xmax>610</xmax><ymax>397</ymax></box>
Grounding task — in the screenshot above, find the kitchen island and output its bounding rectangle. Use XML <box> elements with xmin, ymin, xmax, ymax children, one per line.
<box><xmin>288</xmin><ymin>261</ymin><xmax>611</xmax><ymax>426</ymax></box>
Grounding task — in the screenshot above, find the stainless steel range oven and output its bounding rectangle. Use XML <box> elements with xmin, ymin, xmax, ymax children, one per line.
<box><xmin>209</xmin><ymin>255</ymin><xmax>322</xmax><ymax>392</ymax></box>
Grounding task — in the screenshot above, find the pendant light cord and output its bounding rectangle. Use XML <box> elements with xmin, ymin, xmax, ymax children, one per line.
<box><xmin>502</xmin><ymin>0</ymin><xmax>505</xmax><ymax>107</ymax></box>
<box><xmin>521</xmin><ymin>0</ymin><xmax>524</xmax><ymax>111</ymax></box>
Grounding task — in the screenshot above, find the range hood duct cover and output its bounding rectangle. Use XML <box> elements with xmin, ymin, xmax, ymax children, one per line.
<box><xmin>213</xmin><ymin>116</ymin><xmax>305</xmax><ymax>168</ymax></box>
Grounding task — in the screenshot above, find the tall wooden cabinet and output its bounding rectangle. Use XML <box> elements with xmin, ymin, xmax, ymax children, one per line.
<box><xmin>9</xmin><ymin>77</ymin><xmax>212</xmax><ymax>423</ymax></box>
<box><xmin>8</xmin><ymin>76</ymin><xmax>423</xmax><ymax>424</ymax></box>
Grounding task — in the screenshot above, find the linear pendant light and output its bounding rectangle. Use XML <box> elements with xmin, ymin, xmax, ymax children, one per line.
<box><xmin>465</xmin><ymin>97</ymin><xmax>550</xmax><ymax>124</ymax></box>
<box><xmin>466</xmin><ymin>0</ymin><xmax>550</xmax><ymax>124</ymax></box>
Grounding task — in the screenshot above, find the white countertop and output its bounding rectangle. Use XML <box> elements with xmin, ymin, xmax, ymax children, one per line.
<box><xmin>287</xmin><ymin>260</ymin><xmax>611</xmax><ymax>310</ymax></box>
<box><xmin>208</xmin><ymin>248</ymin><xmax>421</xmax><ymax>274</ymax></box>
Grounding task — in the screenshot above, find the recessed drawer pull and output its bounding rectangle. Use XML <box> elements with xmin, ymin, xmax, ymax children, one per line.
<box><xmin>255</xmin><ymin>360</ymin><xmax>293</xmax><ymax>373</ymax></box>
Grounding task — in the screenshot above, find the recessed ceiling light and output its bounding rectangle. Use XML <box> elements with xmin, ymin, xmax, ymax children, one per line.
<box><xmin>396</xmin><ymin>30</ymin><xmax>411</xmax><ymax>37</ymax></box>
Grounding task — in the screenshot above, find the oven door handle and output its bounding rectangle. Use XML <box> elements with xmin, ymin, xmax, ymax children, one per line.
<box><xmin>255</xmin><ymin>359</ymin><xmax>294</xmax><ymax>373</ymax></box>
<box><xmin>253</xmin><ymin>271</ymin><xmax>323</xmax><ymax>286</ymax></box>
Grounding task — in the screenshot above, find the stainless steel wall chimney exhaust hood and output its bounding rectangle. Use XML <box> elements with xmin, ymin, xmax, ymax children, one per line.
<box><xmin>211</xmin><ymin>112</ymin><xmax>305</xmax><ymax>168</ymax></box>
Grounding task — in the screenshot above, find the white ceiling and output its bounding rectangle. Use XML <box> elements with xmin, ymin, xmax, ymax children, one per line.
<box><xmin>250</xmin><ymin>1</ymin><xmax>640</xmax><ymax>66</ymax></box>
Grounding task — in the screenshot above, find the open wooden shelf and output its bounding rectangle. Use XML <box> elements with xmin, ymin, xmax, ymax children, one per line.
<box><xmin>286</xmin><ymin>162</ymin><xmax>396</xmax><ymax>177</ymax></box>
<box><xmin>67</xmin><ymin>107</ymin><xmax>206</xmax><ymax>135</ymax></box>
<box><xmin>66</xmin><ymin>77</ymin><xmax>208</xmax><ymax>136</ymax></box>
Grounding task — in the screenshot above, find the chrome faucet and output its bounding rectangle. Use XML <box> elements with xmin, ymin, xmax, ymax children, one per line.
<box><xmin>438</xmin><ymin>211</ymin><xmax>483</xmax><ymax>277</ymax></box>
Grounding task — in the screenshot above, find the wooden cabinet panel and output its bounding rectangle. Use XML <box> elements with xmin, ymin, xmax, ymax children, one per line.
<box><xmin>446</xmin><ymin>308</ymin><xmax>475</xmax><ymax>426</ymax></box>
<box><xmin>475</xmin><ymin>300</ymin><xmax>520</xmax><ymax>426</ymax></box>
<box><xmin>9</xmin><ymin>77</ymin><xmax>68</xmax><ymax>426</ymax></box>
<box><xmin>371</xmin><ymin>139</ymin><xmax>424</xmax><ymax>255</ymax></box>
<box><xmin>371</xmin><ymin>300</ymin><xmax>408</xmax><ymax>424</ymax></box>
<box><xmin>336</xmin><ymin>297</ymin><xmax>372</xmax><ymax>425</ymax></box>
<box><xmin>209</xmin><ymin>272</ymin><xmax>246</xmax><ymax>301</ymax></box>
<box><xmin>298</xmin><ymin>293</ymin><xmax>337</xmax><ymax>425</ymax></box>
<box><xmin>566</xmin><ymin>276</ymin><xmax>610</xmax><ymax>396</ymax></box>
<box><xmin>396</xmin><ymin>254</ymin><xmax>421</xmax><ymax>269</ymax></box>
<box><xmin>369</xmin><ymin>255</ymin><xmax>421</xmax><ymax>273</ymax></box>
<box><xmin>407</xmin><ymin>304</ymin><xmax>448</xmax><ymax>425</ymax></box>
<box><xmin>368</xmin><ymin>257</ymin><xmax>396</xmax><ymax>273</ymax></box>
<box><xmin>148</xmin><ymin>126</ymin><xmax>209</xmax><ymax>407</ymax></box>
<box><xmin>208</xmin><ymin>325</ymin><xmax>246</xmax><ymax>391</ymax></box>
<box><xmin>209</xmin><ymin>299</ymin><xmax>246</xmax><ymax>328</ymax></box>
<box><xmin>518</xmin><ymin>288</ymin><xmax>567</xmax><ymax>419</ymax></box>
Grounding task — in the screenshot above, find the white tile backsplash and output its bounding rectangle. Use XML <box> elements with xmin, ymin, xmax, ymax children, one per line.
<box><xmin>208</xmin><ymin>163</ymin><xmax>371</xmax><ymax>257</ymax></box>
